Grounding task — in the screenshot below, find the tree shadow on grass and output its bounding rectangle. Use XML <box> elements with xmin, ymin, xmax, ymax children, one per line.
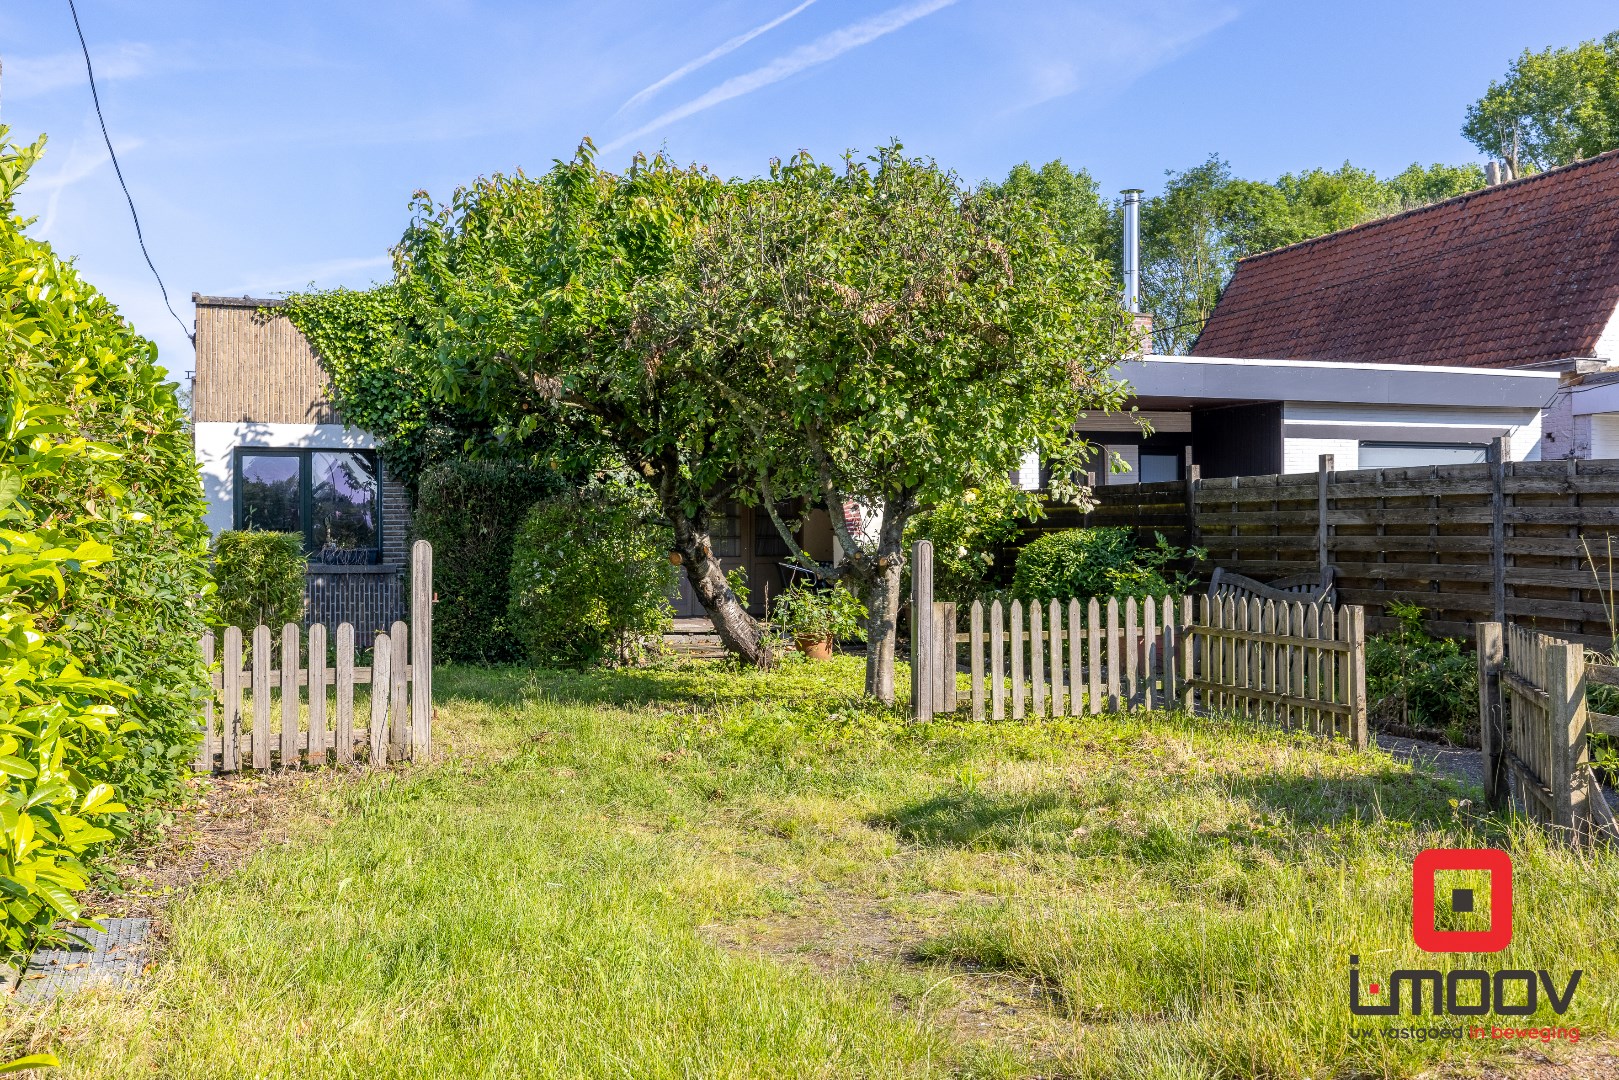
<box><xmin>1228</xmin><ymin>764</ymin><xmax>1484</xmax><ymax>835</ymax></box>
<box><xmin>870</xmin><ymin>790</ymin><xmax>1065</xmax><ymax>849</ymax></box>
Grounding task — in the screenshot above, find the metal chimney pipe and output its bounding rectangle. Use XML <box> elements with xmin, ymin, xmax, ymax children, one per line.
<box><xmin>1121</xmin><ymin>189</ymin><xmax>1143</xmax><ymax>314</ymax></box>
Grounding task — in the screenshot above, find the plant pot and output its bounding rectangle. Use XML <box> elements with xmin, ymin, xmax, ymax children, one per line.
<box><xmin>794</xmin><ymin>633</ymin><xmax>834</xmax><ymax>661</ymax></box>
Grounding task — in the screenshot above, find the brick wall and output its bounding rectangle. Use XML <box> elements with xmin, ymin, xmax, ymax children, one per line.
<box><xmin>380</xmin><ymin>460</ymin><xmax>412</xmax><ymax>566</ymax></box>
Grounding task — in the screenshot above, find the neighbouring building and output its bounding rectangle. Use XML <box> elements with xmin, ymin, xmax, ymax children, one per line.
<box><xmin>190</xmin><ymin>294</ymin><xmax>833</xmax><ymax>623</ymax></box>
<box><xmin>1185</xmin><ymin>146</ymin><xmax>1619</xmax><ymax>468</ymax></box>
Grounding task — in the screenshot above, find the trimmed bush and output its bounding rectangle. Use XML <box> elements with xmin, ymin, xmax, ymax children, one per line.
<box><xmin>508</xmin><ymin>484</ymin><xmax>676</xmax><ymax>667</ymax></box>
<box><xmin>1</xmin><ymin>128</ymin><xmax>212</xmax><ymax>950</ymax></box>
<box><xmin>413</xmin><ymin>460</ymin><xmax>561</xmax><ymax>663</ymax></box>
<box><xmin>213</xmin><ymin>531</ymin><xmax>305</xmax><ymax>631</ymax></box>
<box><xmin>1012</xmin><ymin>527</ymin><xmax>1196</xmax><ymax>601</ymax></box>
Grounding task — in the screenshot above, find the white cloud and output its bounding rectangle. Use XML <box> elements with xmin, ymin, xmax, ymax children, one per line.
<box><xmin>617</xmin><ymin>0</ymin><xmax>819</xmax><ymax>115</ymax></box>
<box><xmin>603</xmin><ymin>0</ymin><xmax>958</xmax><ymax>153</ymax></box>
<box><xmin>4</xmin><ymin>44</ymin><xmax>153</xmax><ymax>100</ymax></box>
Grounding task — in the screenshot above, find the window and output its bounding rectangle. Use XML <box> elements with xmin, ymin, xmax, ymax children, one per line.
<box><xmin>1357</xmin><ymin>442</ymin><xmax>1489</xmax><ymax>469</ymax></box>
<box><xmin>235</xmin><ymin>449</ymin><xmax>381</xmax><ymax>562</ymax></box>
<box><xmin>1138</xmin><ymin>453</ymin><xmax>1180</xmax><ymax>484</ymax></box>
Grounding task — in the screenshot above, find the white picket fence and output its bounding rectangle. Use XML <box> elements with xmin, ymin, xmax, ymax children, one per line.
<box><xmin>197</xmin><ymin>540</ymin><xmax>433</xmax><ymax>772</ymax></box>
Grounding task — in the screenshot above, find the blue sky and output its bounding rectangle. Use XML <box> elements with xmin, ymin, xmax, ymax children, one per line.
<box><xmin>5</xmin><ymin>0</ymin><xmax>1617</xmax><ymax>372</ymax></box>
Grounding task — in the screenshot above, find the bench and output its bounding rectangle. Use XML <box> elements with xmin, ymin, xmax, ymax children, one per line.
<box><xmin>1208</xmin><ymin>566</ymin><xmax>1336</xmax><ymax>606</ymax></box>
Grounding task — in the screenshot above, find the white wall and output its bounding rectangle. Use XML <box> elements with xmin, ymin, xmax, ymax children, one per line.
<box><xmin>194</xmin><ymin>421</ymin><xmax>375</xmax><ymax>536</ymax></box>
<box><xmin>1279</xmin><ymin>401</ymin><xmax>1543</xmax><ymax>472</ymax></box>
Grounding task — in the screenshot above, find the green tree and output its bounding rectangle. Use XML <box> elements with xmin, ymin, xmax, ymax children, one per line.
<box><xmin>659</xmin><ymin>146</ymin><xmax>1134</xmax><ymax>702</ymax></box>
<box><xmin>1383</xmin><ymin>162</ymin><xmax>1488</xmax><ymax>208</ymax></box>
<box><xmin>1463</xmin><ymin>31</ymin><xmax>1619</xmax><ymax>173</ymax></box>
<box><xmin>392</xmin><ymin>142</ymin><xmax>772</xmax><ymax>666</ymax></box>
<box><xmin>982</xmin><ymin>160</ymin><xmax>1112</xmax><ymax>258</ymax></box>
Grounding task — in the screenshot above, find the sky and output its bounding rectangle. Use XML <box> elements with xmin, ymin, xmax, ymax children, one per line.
<box><xmin>4</xmin><ymin>0</ymin><xmax>1617</xmax><ymax>375</ymax></box>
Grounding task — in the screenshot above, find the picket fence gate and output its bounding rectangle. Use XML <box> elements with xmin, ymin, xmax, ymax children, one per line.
<box><xmin>197</xmin><ymin>540</ymin><xmax>434</xmax><ymax>773</ymax></box>
<box><xmin>909</xmin><ymin>541</ymin><xmax>1368</xmax><ymax>746</ymax></box>
<box><xmin>1477</xmin><ymin>621</ymin><xmax>1619</xmax><ymax>845</ymax></box>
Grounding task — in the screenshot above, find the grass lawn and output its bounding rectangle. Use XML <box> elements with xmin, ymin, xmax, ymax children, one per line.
<box><xmin>7</xmin><ymin>656</ymin><xmax>1618</xmax><ymax>1078</ymax></box>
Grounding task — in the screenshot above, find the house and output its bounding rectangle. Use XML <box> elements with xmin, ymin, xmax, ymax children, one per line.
<box><xmin>190</xmin><ymin>294</ymin><xmax>834</xmax><ymax>623</ymax></box>
<box><xmin>1185</xmin><ymin>146</ymin><xmax>1619</xmax><ymax>467</ymax></box>
<box><xmin>1066</xmin><ymin>353</ymin><xmax>1557</xmax><ymax>484</ymax></box>
<box><xmin>191</xmin><ymin>295</ymin><xmax>414</xmax><ymax>638</ymax></box>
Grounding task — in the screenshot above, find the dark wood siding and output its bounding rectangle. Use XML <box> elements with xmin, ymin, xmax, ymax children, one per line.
<box><xmin>1192</xmin><ymin>402</ymin><xmax>1282</xmax><ymax>479</ymax></box>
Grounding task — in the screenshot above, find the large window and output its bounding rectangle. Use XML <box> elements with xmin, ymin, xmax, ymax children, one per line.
<box><xmin>1358</xmin><ymin>442</ymin><xmax>1489</xmax><ymax>469</ymax></box>
<box><xmin>235</xmin><ymin>449</ymin><xmax>381</xmax><ymax>563</ymax></box>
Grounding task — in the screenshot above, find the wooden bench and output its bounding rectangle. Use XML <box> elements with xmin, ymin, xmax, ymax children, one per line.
<box><xmin>1208</xmin><ymin>566</ymin><xmax>1336</xmax><ymax>606</ymax></box>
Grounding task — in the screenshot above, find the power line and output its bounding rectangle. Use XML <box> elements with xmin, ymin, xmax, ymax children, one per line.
<box><xmin>66</xmin><ymin>0</ymin><xmax>194</xmax><ymax>346</ymax></box>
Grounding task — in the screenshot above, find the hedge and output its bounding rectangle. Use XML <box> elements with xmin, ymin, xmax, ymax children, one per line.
<box><xmin>412</xmin><ymin>459</ymin><xmax>561</xmax><ymax>663</ymax></box>
<box><xmin>0</xmin><ymin>128</ymin><xmax>212</xmax><ymax>951</ymax></box>
<box><xmin>213</xmin><ymin>531</ymin><xmax>305</xmax><ymax>632</ymax></box>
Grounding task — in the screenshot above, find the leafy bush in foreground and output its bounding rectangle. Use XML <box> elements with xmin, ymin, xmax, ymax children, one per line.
<box><xmin>1012</xmin><ymin>527</ymin><xmax>1200</xmax><ymax>601</ymax></box>
<box><xmin>1</xmin><ymin>126</ymin><xmax>211</xmax><ymax>950</ymax></box>
<box><xmin>212</xmin><ymin>531</ymin><xmax>304</xmax><ymax>631</ymax></box>
<box><xmin>507</xmin><ymin>483</ymin><xmax>675</xmax><ymax>667</ymax></box>
<box><xmin>1366</xmin><ymin>600</ymin><xmax>1478</xmax><ymax>744</ymax></box>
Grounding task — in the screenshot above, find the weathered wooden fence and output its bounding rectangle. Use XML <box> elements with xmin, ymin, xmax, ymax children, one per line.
<box><xmin>1476</xmin><ymin>621</ymin><xmax>1619</xmax><ymax>844</ymax></box>
<box><xmin>198</xmin><ymin>540</ymin><xmax>433</xmax><ymax>772</ymax></box>
<box><xmin>1008</xmin><ymin>441</ymin><xmax>1619</xmax><ymax>647</ymax></box>
<box><xmin>910</xmin><ymin>542</ymin><xmax>1368</xmax><ymax>745</ymax></box>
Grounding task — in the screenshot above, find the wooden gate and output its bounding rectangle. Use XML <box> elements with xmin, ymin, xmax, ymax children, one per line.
<box><xmin>1477</xmin><ymin>621</ymin><xmax>1619</xmax><ymax>843</ymax></box>
<box><xmin>198</xmin><ymin>540</ymin><xmax>434</xmax><ymax>772</ymax></box>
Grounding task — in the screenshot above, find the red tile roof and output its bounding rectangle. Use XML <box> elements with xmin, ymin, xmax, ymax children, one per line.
<box><xmin>1189</xmin><ymin>148</ymin><xmax>1619</xmax><ymax>368</ymax></box>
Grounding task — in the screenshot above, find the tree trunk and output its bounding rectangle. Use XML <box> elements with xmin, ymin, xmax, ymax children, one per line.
<box><xmin>860</xmin><ymin>503</ymin><xmax>910</xmax><ymax>704</ymax></box>
<box><xmin>666</xmin><ymin>502</ymin><xmax>773</xmax><ymax>669</ymax></box>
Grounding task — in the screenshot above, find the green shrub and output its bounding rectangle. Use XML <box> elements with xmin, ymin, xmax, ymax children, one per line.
<box><xmin>903</xmin><ymin>483</ymin><xmax>1025</xmax><ymax>602</ymax></box>
<box><xmin>212</xmin><ymin>531</ymin><xmax>305</xmax><ymax>631</ymax></box>
<box><xmin>1011</xmin><ymin>527</ymin><xmax>1199</xmax><ymax>601</ymax></box>
<box><xmin>770</xmin><ymin>583</ymin><xmax>868</xmax><ymax>641</ymax></box>
<box><xmin>1365</xmin><ymin>601</ymin><xmax>1478</xmax><ymax>744</ymax></box>
<box><xmin>1</xmin><ymin>127</ymin><xmax>211</xmax><ymax>950</ymax></box>
<box><xmin>507</xmin><ymin>483</ymin><xmax>676</xmax><ymax>667</ymax></box>
<box><xmin>414</xmin><ymin>459</ymin><xmax>561</xmax><ymax>664</ymax></box>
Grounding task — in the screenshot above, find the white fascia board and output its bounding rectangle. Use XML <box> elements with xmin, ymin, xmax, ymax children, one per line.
<box><xmin>1118</xmin><ymin>355</ymin><xmax>1561</xmax><ymax>411</ymax></box>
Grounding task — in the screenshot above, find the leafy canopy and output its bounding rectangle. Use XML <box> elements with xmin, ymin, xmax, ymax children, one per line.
<box><xmin>1464</xmin><ymin>31</ymin><xmax>1619</xmax><ymax>172</ymax></box>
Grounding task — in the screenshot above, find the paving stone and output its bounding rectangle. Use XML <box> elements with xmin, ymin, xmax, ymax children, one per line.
<box><xmin>12</xmin><ymin>918</ymin><xmax>151</xmax><ymax>1001</ymax></box>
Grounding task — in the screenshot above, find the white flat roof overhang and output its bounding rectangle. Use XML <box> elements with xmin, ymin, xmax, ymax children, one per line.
<box><xmin>1116</xmin><ymin>355</ymin><xmax>1560</xmax><ymax>411</ymax></box>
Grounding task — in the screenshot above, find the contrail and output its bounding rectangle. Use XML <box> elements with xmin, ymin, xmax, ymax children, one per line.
<box><xmin>617</xmin><ymin>0</ymin><xmax>818</xmax><ymax>115</ymax></box>
<box><xmin>604</xmin><ymin>0</ymin><xmax>958</xmax><ymax>153</ymax></box>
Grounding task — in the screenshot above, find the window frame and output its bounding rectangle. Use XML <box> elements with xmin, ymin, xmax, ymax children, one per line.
<box><xmin>233</xmin><ymin>447</ymin><xmax>383</xmax><ymax>563</ymax></box>
<box><xmin>1356</xmin><ymin>441</ymin><xmax>1490</xmax><ymax>468</ymax></box>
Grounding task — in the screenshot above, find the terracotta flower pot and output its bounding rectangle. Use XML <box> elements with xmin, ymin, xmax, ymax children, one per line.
<box><xmin>794</xmin><ymin>633</ymin><xmax>834</xmax><ymax>661</ymax></box>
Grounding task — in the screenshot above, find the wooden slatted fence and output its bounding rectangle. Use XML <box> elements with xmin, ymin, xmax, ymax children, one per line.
<box><xmin>1005</xmin><ymin>442</ymin><xmax>1619</xmax><ymax>648</ymax></box>
<box><xmin>910</xmin><ymin>542</ymin><xmax>1368</xmax><ymax>745</ymax></box>
<box><xmin>198</xmin><ymin>540</ymin><xmax>433</xmax><ymax>772</ymax></box>
<box><xmin>1477</xmin><ymin>621</ymin><xmax>1619</xmax><ymax>844</ymax></box>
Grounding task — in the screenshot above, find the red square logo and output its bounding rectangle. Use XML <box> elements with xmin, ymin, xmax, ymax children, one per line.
<box><xmin>1412</xmin><ymin>848</ymin><xmax>1512</xmax><ymax>953</ymax></box>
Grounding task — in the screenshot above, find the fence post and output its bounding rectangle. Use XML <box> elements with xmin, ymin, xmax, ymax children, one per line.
<box><xmin>1476</xmin><ymin>622</ymin><xmax>1506</xmax><ymax>810</ymax></box>
<box><xmin>1184</xmin><ymin>461</ymin><xmax>1201</xmax><ymax>550</ymax></box>
<box><xmin>1489</xmin><ymin>436</ymin><xmax>1510</xmax><ymax>628</ymax></box>
<box><xmin>1545</xmin><ymin>641</ymin><xmax>1590</xmax><ymax>842</ymax></box>
<box><xmin>1347</xmin><ymin>606</ymin><xmax>1368</xmax><ymax>750</ymax></box>
<box><xmin>197</xmin><ymin>631</ymin><xmax>216</xmax><ymax>774</ymax></box>
<box><xmin>911</xmin><ymin>540</ymin><xmax>934</xmax><ymax>719</ymax></box>
<box><xmin>1317</xmin><ymin>454</ymin><xmax>1334</xmax><ymax>578</ymax></box>
<box><xmin>411</xmin><ymin>539</ymin><xmax>434</xmax><ymax>758</ymax></box>
<box><xmin>221</xmin><ymin>626</ymin><xmax>242</xmax><ymax>774</ymax></box>
<box><xmin>934</xmin><ymin>602</ymin><xmax>957</xmax><ymax>714</ymax></box>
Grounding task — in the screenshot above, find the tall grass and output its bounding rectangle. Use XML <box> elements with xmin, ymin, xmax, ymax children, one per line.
<box><xmin>6</xmin><ymin>657</ymin><xmax>1615</xmax><ymax>1078</ymax></box>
